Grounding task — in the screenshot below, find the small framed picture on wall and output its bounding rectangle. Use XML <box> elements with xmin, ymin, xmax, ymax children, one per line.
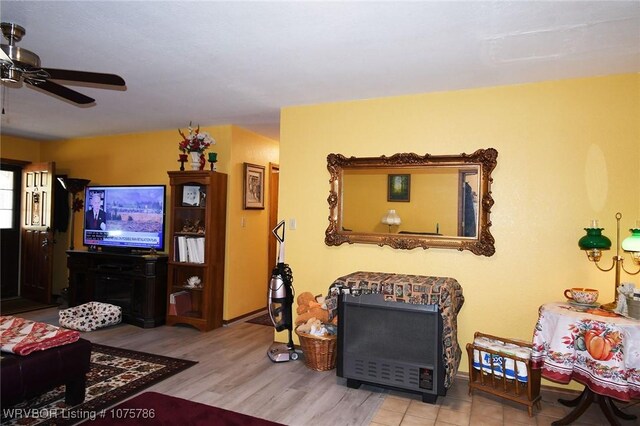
<box><xmin>243</xmin><ymin>163</ymin><xmax>265</xmax><ymax>209</ymax></box>
<box><xmin>387</xmin><ymin>174</ymin><xmax>410</xmax><ymax>202</ymax></box>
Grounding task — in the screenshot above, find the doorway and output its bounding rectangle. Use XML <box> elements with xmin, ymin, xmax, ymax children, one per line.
<box><xmin>458</xmin><ymin>169</ymin><xmax>478</xmax><ymax>237</ymax></box>
<box><xmin>0</xmin><ymin>162</ymin><xmax>23</xmax><ymax>299</ymax></box>
<box><xmin>267</xmin><ymin>163</ymin><xmax>280</xmax><ymax>281</ymax></box>
<box><xmin>20</xmin><ymin>162</ymin><xmax>56</xmax><ymax>304</ymax></box>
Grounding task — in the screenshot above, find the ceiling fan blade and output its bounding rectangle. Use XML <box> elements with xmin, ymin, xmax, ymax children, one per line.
<box><xmin>0</xmin><ymin>45</ymin><xmax>12</xmax><ymax>64</ymax></box>
<box><xmin>27</xmin><ymin>79</ymin><xmax>95</xmax><ymax>104</ymax></box>
<box><xmin>42</xmin><ymin>68</ymin><xmax>125</xmax><ymax>86</ymax></box>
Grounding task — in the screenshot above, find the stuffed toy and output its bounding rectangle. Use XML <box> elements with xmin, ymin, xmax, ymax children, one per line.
<box><xmin>295</xmin><ymin>292</ymin><xmax>330</xmax><ymax>325</ymax></box>
<box><xmin>296</xmin><ymin>292</ymin><xmax>317</xmax><ymax>314</ymax></box>
<box><xmin>296</xmin><ymin>317</ymin><xmax>323</xmax><ymax>334</ymax></box>
<box><xmin>296</xmin><ymin>317</ymin><xmax>338</xmax><ymax>337</ymax></box>
<box><xmin>615</xmin><ymin>282</ymin><xmax>636</xmax><ymax>316</ymax></box>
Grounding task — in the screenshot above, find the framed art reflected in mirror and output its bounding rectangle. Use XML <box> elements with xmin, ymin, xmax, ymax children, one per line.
<box><xmin>388</xmin><ymin>174</ymin><xmax>410</xmax><ymax>202</ymax></box>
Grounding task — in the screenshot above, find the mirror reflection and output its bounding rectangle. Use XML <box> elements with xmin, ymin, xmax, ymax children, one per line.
<box><xmin>326</xmin><ymin>149</ymin><xmax>498</xmax><ymax>256</ymax></box>
<box><xmin>342</xmin><ymin>167</ymin><xmax>479</xmax><ymax>237</ymax></box>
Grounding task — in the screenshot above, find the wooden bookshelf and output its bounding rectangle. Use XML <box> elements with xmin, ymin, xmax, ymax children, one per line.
<box><xmin>166</xmin><ymin>170</ymin><xmax>227</xmax><ymax>331</ymax></box>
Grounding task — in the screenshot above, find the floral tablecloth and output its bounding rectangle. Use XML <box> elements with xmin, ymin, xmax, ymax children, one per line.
<box><xmin>531</xmin><ymin>302</ymin><xmax>640</xmax><ymax>401</ymax></box>
<box><xmin>328</xmin><ymin>271</ymin><xmax>464</xmax><ymax>389</ymax></box>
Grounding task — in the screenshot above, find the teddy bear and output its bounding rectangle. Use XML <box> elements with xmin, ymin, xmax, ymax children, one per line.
<box><xmin>296</xmin><ymin>317</ymin><xmax>338</xmax><ymax>338</ymax></box>
<box><xmin>295</xmin><ymin>292</ymin><xmax>330</xmax><ymax>325</ymax></box>
<box><xmin>296</xmin><ymin>317</ymin><xmax>324</xmax><ymax>335</ymax></box>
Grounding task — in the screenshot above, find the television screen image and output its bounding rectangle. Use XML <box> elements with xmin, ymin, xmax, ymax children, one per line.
<box><xmin>83</xmin><ymin>185</ymin><xmax>166</xmax><ymax>251</ymax></box>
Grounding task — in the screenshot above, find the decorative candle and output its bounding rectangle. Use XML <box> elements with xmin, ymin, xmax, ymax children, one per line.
<box><xmin>208</xmin><ymin>152</ymin><xmax>218</xmax><ymax>162</ymax></box>
<box><xmin>179</xmin><ymin>154</ymin><xmax>188</xmax><ymax>161</ymax></box>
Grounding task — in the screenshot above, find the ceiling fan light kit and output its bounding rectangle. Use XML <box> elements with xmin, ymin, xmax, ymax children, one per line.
<box><xmin>0</xmin><ymin>22</ymin><xmax>125</xmax><ymax>105</ymax></box>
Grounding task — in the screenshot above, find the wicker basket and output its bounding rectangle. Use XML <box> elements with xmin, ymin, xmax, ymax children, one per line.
<box><xmin>296</xmin><ymin>330</ymin><xmax>337</xmax><ymax>371</ymax></box>
<box><xmin>627</xmin><ymin>296</ymin><xmax>640</xmax><ymax>320</ymax></box>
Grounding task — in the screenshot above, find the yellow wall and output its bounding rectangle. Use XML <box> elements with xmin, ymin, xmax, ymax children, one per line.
<box><xmin>35</xmin><ymin>126</ymin><xmax>232</xmax><ymax>296</ymax></box>
<box><xmin>1</xmin><ymin>135</ymin><xmax>41</xmax><ymax>162</ymax></box>
<box><xmin>17</xmin><ymin>125</ymin><xmax>278</xmax><ymax>320</ymax></box>
<box><xmin>226</xmin><ymin>125</ymin><xmax>279</xmax><ymax>319</ymax></box>
<box><xmin>412</xmin><ymin>172</ymin><xmax>458</xmax><ymax>235</ymax></box>
<box><xmin>3</xmin><ymin>124</ymin><xmax>278</xmax><ymax>321</ymax></box>
<box><xmin>342</xmin><ymin>173</ymin><xmax>389</xmax><ymax>232</ymax></box>
<box><xmin>279</xmin><ymin>74</ymin><xmax>640</xmax><ymax>389</ymax></box>
<box><xmin>343</xmin><ymin>170</ymin><xmax>458</xmax><ymax>234</ymax></box>
<box><xmin>44</xmin><ymin>129</ymin><xmax>227</xmax><ymax>240</ymax></box>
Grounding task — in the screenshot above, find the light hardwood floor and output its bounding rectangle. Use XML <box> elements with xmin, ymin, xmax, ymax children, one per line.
<box><xmin>15</xmin><ymin>308</ymin><xmax>640</xmax><ymax>426</ymax></box>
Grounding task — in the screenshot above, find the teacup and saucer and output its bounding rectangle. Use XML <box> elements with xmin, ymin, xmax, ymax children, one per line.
<box><xmin>564</xmin><ymin>287</ymin><xmax>599</xmax><ymax>307</ymax></box>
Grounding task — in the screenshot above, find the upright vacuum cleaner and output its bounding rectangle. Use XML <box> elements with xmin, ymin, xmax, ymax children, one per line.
<box><xmin>267</xmin><ymin>220</ymin><xmax>302</xmax><ymax>362</ymax></box>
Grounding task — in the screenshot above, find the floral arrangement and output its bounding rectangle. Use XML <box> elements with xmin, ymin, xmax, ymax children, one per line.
<box><xmin>178</xmin><ymin>122</ymin><xmax>215</xmax><ymax>153</ymax></box>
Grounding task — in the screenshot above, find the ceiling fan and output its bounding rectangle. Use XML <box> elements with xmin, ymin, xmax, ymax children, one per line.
<box><xmin>0</xmin><ymin>22</ymin><xmax>125</xmax><ymax>105</ymax></box>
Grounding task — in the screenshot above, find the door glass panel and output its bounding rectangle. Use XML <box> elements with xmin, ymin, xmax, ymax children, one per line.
<box><xmin>0</xmin><ymin>170</ymin><xmax>14</xmax><ymax>229</ymax></box>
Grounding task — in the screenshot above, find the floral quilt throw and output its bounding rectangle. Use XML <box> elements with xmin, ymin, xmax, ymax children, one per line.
<box><xmin>531</xmin><ymin>302</ymin><xmax>640</xmax><ymax>401</ymax></box>
<box><xmin>0</xmin><ymin>315</ymin><xmax>80</xmax><ymax>356</ymax></box>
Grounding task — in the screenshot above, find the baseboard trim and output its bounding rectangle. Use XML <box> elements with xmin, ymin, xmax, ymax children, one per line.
<box><xmin>224</xmin><ymin>307</ymin><xmax>267</xmax><ymax>325</ymax></box>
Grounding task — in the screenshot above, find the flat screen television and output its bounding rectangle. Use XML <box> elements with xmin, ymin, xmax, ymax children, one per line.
<box><xmin>82</xmin><ymin>185</ymin><xmax>166</xmax><ymax>252</ymax></box>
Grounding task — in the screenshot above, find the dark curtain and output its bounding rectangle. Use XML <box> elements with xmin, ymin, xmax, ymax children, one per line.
<box><xmin>463</xmin><ymin>182</ymin><xmax>476</xmax><ymax>237</ymax></box>
<box><xmin>53</xmin><ymin>176</ymin><xmax>69</xmax><ymax>232</ymax></box>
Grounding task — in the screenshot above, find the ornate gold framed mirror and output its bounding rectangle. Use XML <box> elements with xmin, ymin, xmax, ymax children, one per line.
<box><xmin>325</xmin><ymin>148</ymin><xmax>498</xmax><ymax>256</ymax></box>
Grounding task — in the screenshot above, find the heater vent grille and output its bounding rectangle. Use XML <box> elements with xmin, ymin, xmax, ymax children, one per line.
<box><xmin>337</xmin><ymin>293</ymin><xmax>445</xmax><ymax>400</ymax></box>
<box><xmin>348</xmin><ymin>356</ymin><xmax>431</xmax><ymax>391</ymax></box>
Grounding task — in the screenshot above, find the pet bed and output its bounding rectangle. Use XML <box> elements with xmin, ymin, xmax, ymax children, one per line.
<box><xmin>59</xmin><ymin>301</ymin><xmax>122</xmax><ymax>331</ymax></box>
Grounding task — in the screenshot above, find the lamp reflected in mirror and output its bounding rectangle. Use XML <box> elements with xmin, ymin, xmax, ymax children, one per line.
<box><xmin>381</xmin><ymin>209</ymin><xmax>401</xmax><ymax>233</ymax></box>
<box><xmin>578</xmin><ymin>213</ymin><xmax>640</xmax><ymax>310</ymax></box>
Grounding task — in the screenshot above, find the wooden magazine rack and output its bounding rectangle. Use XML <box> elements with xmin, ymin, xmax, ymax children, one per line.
<box><xmin>466</xmin><ymin>332</ymin><xmax>541</xmax><ymax>416</ymax></box>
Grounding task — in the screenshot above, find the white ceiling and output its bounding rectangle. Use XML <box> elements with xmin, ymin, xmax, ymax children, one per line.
<box><xmin>1</xmin><ymin>1</ymin><xmax>638</xmax><ymax>142</ymax></box>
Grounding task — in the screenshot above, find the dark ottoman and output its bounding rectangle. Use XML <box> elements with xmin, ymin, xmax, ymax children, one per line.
<box><xmin>1</xmin><ymin>338</ymin><xmax>92</xmax><ymax>406</ymax></box>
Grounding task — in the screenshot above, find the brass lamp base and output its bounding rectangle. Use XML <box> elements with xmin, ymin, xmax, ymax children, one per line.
<box><xmin>600</xmin><ymin>301</ymin><xmax>617</xmax><ymax>311</ymax></box>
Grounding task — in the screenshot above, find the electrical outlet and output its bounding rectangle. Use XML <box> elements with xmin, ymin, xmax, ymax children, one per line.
<box><xmin>289</xmin><ymin>218</ymin><xmax>297</xmax><ymax>230</ymax></box>
<box><xmin>241</xmin><ymin>217</ymin><xmax>246</xmax><ymax>228</ymax></box>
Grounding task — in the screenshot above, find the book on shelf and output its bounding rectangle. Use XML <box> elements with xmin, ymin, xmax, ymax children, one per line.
<box><xmin>196</xmin><ymin>237</ymin><xmax>205</xmax><ymax>263</ymax></box>
<box><xmin>169</xmin><ymin>290</ymin><xmax>192</xmax><ymax>316</ymax></box>
<box><xmin>174</xmin><ymin>236</ymin><xmax>205</xmax><ymax>263</ymax></box>
<box><xmin>186</xmin><ymin>237</ymin><xmax>199</xmax><ymax>263</ymax></box>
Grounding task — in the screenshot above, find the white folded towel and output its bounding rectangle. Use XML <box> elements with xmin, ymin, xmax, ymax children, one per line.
<box><xmin>472</xmin><ymin>337</ymin><xmax>531</xmax><ymax>382</ymax></box>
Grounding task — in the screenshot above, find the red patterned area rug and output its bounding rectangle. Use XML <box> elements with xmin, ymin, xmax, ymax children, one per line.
<box><xmin>0</xmin><ymin>344</ymin><xmax>197</xmax><ymax>426</ymax></box>
<box><xmin>82</xmin><ymin>391</ymin><xmax>284</xmax><ymax>425</ymax></box>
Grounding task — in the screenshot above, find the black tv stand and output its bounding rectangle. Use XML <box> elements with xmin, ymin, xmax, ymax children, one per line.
<box><xmin>66</xmin><ymin>250</ymin><xmax>168</xmax><ymax>328</ymax></box>
<box><xmin>98</xmin><ymin>247</ymin><xmax>158</xmax><ymax>255</ymax></box>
